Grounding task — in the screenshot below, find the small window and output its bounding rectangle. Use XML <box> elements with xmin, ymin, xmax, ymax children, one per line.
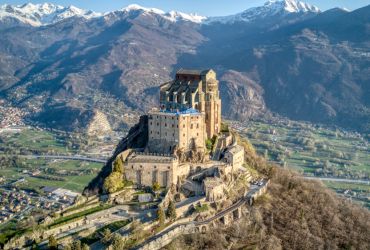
<box><xmin>183</xmin><ymin>133</ymin><xmax>185</xmax><ymax>137</ymax></box>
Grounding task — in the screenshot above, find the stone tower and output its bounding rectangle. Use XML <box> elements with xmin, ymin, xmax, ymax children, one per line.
<box><xmin>160</xmin><ymin>69</ymin><xmax>221</xmax><ymax>139</ymax></box>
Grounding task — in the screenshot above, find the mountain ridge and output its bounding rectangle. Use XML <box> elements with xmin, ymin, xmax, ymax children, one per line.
<box><xmin>0</xmin><ymin>1</ymin><xmax>369</xmax><ymax>133</ymax></box>
<box><xmin>0</xmin><ymin>0</ymin><xmax>323</xmax><ymax>27</ymax></box>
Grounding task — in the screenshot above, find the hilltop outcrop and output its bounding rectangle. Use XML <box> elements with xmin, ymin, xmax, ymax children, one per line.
<box><xmin>166</xmin><ymin>142</ymin><xmax>370</xmax><ymax>249</ymax></box>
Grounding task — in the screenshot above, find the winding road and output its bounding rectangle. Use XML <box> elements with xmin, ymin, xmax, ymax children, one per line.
<box><xmin>303</xmin><ymin>176</ymin><xmax>370</xmax><ymax>184</ymax></box>
<box><xmin>21</xmin><ymin>154</ymin><xmax>107</xmax><ymax>163</ymax></box>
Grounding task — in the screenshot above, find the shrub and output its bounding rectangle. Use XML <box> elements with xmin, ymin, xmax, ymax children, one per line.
<box><xmin>103</xmin><ymin>172</ymin><xmax>124</xmax><ymax>193</ymax></box>
<box><xmin>167</xmin><ymin>200</ymin><xmax>177</xmax><ymax>220</ymax></box>
<box><xmin>157</xmin><ymin>206</ymin><xmax>165</xmax><ymax>226</ymax></box>
<box><xmin>152</xmin><ymin>182</ymin><xmax>160</xmax><ymax>192</ymax></box>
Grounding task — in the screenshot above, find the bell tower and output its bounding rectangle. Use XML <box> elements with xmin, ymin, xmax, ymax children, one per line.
<box><xmin>203</xmin><ymin>73</ymin><xmax>221</xmax><ymax>139</ymax></box>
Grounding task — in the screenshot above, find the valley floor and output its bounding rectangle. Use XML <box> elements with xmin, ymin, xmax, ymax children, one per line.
<box><xmin>227</xmin><ymin>117</ymin><xmax>370</xmax><ymax>209</ymax></box>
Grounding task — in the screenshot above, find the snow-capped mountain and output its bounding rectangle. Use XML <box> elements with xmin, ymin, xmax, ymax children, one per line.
<box><xmin>0</xmin><ymin>2</ymin><xmax>101</xmax><ymax>26</ymax></box>
<box><xmin>207</xmin><ymin>0</ymin><xmax>320</xmax><ymax>24</ymax></box>
<box><xmin>120</xmin><ymin>4</ymin><xmax>206</xmax><ymax>23</ymax></box>
<box><xmin>0</xmin><ymin>0</ymin><xmax>320</xmax><ymax>27</ymax></box>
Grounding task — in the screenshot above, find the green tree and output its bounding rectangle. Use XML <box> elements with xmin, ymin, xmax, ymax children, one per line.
<box><xmin>113</xmin><ymin>158</ymin><xmax>124</xmax><ymax>173</ymax></box>
<box><xmin>101</xmin><ymin>228</ymin><xmax>112</xmax><ymax>245</ymax></box>
<box><xmin>103</xmin><ymin>172</ymin><xmax>124</xmax><ymax>193</ymax></box>
<box><xmin>81</xmin><ymin>243</ymin><xmax>90</xmax><ymax>250</ymax></box>
<box><xmin>152</xmin><ymin>182</ymin><xmax>160</xmax><ymax>192</ymax></box>
<box><xmin>205</xmin><ymin>139</ymin><xmax>213</xmax><ymax>150</ymax></box>
<box><xmin>71</xmin><ymin>240</ymin><xmax>81</xmax><ymax>250</ymax></box>
<box><xmin>111</xmin><ymin>234</ymin><xmax>125</xmax><ymax>250</ymax></box>
<box><xmin>157</xmin><ymin>206</ymin><xmax>165</xmax><ymax>226</ymax></box>
<box><xmin>48</xmin><ymin>235</ymin><xmax>58</xmax><ymax>250</ymax></box>
<box><xmin>167</xmin><ymin>200</ymin><xmax>177</xmax><ymax>220</ymax></box>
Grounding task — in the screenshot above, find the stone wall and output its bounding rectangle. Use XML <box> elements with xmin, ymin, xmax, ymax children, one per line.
<box><xmin>225</xmin><ymin>145</ymin><xmax>244</xmax><ymax>169</ymax></box>
<box><xmin>148</xmin><ymin>110</ymin><xmax>205</xmax><ymax>153</ymax></box>
<box><xmin>125</xmin><ymin>153</ymin><xmax>178</xmax><ymax>188</ymax></box>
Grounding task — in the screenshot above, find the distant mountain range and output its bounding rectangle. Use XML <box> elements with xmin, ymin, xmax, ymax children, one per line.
<box><xmin>0</xmin><ymin>0</ymin><xmax>320</xmax><ymax>26</ymax></box>
<box><xmin>0</xmin><ymin>0</ymin><xmax>369</xmax><ymax>133</ymax></box>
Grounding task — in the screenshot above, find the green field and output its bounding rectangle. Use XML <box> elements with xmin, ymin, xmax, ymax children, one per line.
<box><xmin>234</xmin><ymin>119</ymin><xmax>370</xmax><ymax>179</ymax></box>
<box><xmin>0</xmin><ymin>128</ymin><xmax>104</xmax><ymax>193</ymax></box>
<box><xmin>230</xmin><ymin>118</ymin><xmax>370</xmax><ymax>208</ymax></box>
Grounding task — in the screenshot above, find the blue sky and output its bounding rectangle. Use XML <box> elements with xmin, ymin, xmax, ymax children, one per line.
<box><xmin>1</xmin><ymin>0</ymin><xmax>370</xmax><ymax>15</ymax></box>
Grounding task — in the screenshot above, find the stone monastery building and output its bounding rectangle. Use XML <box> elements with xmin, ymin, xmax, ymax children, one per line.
<box><xmin>122</xmin><ymin>69</ymin><xmax>243</xmax><ymax>191</ymax></box>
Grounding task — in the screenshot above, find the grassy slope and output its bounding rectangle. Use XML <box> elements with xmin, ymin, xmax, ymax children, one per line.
<box><xmin>167</xmin><ymin>137</ymin><xmax>370</xmax><ymax>250</ymax></box>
